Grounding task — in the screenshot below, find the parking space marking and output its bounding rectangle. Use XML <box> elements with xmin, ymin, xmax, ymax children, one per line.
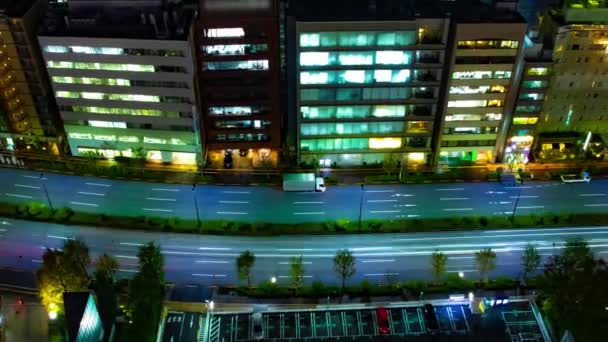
<box><xmin>85</xmin><ymin>182</ymin><xmax>111</xmax><ymax>187</ymax></box>
<box><xmin>5</xmin><ymin>193</ymin><xmax>33</xmax><ymax>199</ymax></box>
<box><xmin>70</xmin><ymin>201</ymin><xmax>99</xmax><ymax>207</ymax></box>
<box><xmin>14</xmin><ymin>184</ymin><xmax>40</xmax><ymax>189</ymax></box>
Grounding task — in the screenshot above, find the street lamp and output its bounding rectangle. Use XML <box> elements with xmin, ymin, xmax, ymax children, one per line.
<box><xmin>192</xmin><ymin>184</ymin><xmax>200</xmax><ymax>229</ymax></box>
<box><xmin>358</xmin><ymin>184</ymin><xmax>365</xmax><ymax>228</ymax></box>
<box><xmin>205</xmin><ymin>300</ymin><xmax>214</xmax><ymax>311</ymax></box>
<box><xmin>458</xmin><ymin>271</ymin><xmax>465</xmax><ymax>278</ymax></box>
<box><xmin>40</xmin><ymin>173</ymin><xmax>53</xmax><ymax>210</ymax></box>
<box><xmin>270</xmin><ymin>276</ymin><xmax>277</xmax><ymax>284</ymax></box>
<box><xmin>510</xmin><ymin>186</ymin><xmax>522</xmax><ymax>222</ymax></box>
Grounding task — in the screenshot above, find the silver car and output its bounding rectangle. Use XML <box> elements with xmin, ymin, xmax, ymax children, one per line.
<box><xmin>252</xmin><ymin>312</ymin><xmax>264</xmax><ymax>340</ymax></box>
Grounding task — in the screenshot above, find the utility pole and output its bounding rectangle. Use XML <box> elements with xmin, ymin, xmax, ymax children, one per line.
<box><xmin>510</xmin><ymin>186</ymin><xmax>522</xmax><ymax>223</ymax></box>
<box><xmin>358</xmin><ymin>184</ymin><xmax>364</xmax><ymax>228</ymax></box>
<box><xmin>192</xmin><ymin>184</ymin><xmax>200</xmax><ymax>230</ymax></box>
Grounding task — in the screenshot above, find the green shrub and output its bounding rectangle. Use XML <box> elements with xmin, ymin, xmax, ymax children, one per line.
<box><xmin>53</xmin><ymin>207</ymin><xmax>74</xmax><ymax>222</ymax></box>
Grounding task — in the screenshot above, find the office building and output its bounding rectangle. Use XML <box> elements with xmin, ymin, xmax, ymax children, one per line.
<box><xmin>437</xmin><ymin>19</ymin><xmax>527</xmax><ymax>165</ymax></box>
<box><xmin>534</xmin><ymin>1</ymin><xmax>608</xmax><ymax>161</ymax></box>
<box><xmin>39</xmin><ymin>1</ymin><xmax>200</xmax><ymax>165</ymax></box>
<box><xmin>0</xmin><ymin>0</ymin><xmax>63</xmax><ymax>155</ymax></box>
<box><xmin>288</xmin><ymin>0</ymin><xmax>449</xmax><ymax>167</ymax></box>
<box><xmin>195</xmin><ymin>0</ymin><xmax>281</xmax><ymax>169</ymax></box>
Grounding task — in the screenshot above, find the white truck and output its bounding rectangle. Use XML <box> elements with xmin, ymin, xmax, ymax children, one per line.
<box><xmin>560</xmin><ymin>171</ymin><xmax>591</xmax><ymax>183</ymax></box>
<box><xmin>283</xmin><ymin>173</ymin><xmax>326</xmax><ymax>192</ymax></box>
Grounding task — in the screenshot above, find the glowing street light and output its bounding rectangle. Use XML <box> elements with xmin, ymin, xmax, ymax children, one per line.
<box><xmin>48</xmin><ymin>311</ymin><xmax>58</xmax><ymax>320</ymax></box>
<box><xmin>458</xmin><ymin>272</ymin><xmax>465</xmax><ymax>278</ymax></box>
<box><xmin>270</xmin><ymin>276</ymin><xmax>277</xmax><ymax>284</ymax></box>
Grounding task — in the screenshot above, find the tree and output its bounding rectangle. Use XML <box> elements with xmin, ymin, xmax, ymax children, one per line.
<box><xmin>431</xmin><ymin>251</ymin><xmax>447</xmax><ymax>282</ymax></box>
<box><xmin>289</xmin><ymin>256</ymin><xmax>305</xmax><ymax>294</ymax></box>
<box><xmin>474</xmin><ymin>248</ymin><xmax>496</xmax><ymax>282</ymax></box>
<box><xmin>237</xmin><ymin>250</ymin><xmax>256</xmax><ymax>287</ymax></box>
<box><xmin>258</xmin><ymin>154</ymin><xmax>274</xmax><ymax>179</ymax></box>
<box><xmin>521</xmin><ymin>244</ymin><xmax>541</xmax><ymax>279</ymax></box>
<box><xmin>94</xmin><ymin>254</ymin><xmax>118</xmax><ymax>338</ymax></box>
<box><xmin>382</xmin><ymin>153</ymin><xmax>399</xmax><ymax>176</ymax></box>
<box><xmin>128</xmin><ymin>243</ymin><xmax>164</xmax><ymax>342</ymax></box>
<box><xmin>37</xmin><ymin>239</ymin><xmax>90</xmax><ymax>311</ymax></box>
<box><xmin>333</xmin><ymin>249</ymin><xmax>356</xmax><ymax>294</ymax></box>
<box><xmin>539</xmin><ymin>238</ymin><xmax>607</xmax><ymax>342</ymax></box>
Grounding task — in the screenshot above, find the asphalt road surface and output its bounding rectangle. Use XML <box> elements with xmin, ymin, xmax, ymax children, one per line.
<box><xmin>0</xmin><ymin>218</ymin><xmax>607</xmax><ymax>286</ymax></box>
<box><xmin>1</xmin><ymin>168</ymin><xmax>608</xmax><ymax>223</ymax></box>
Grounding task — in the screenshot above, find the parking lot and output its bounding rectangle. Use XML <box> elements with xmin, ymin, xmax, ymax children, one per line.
<box><xmin>206</xmin><ymin>304</ymin><xmax>471</xmax><ymax>341</ymax></box>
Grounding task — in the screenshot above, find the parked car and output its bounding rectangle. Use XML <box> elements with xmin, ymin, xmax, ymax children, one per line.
<box><xmin>376</xmin><ymin>307</ymin><xmax>390</xmax><ymax>335</ymax></box>
<box><xmin>252</xmin><ymin>312</ymin><xmax>263</xmax><ymax>340</ymax></box>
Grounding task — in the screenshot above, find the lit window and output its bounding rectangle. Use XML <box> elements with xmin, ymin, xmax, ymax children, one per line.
<box><xmin>300</xmin><ymin>72</ymin><xmax>329</xmax><ymax>84</ymax></box>
<box><xmin>513</xmin><ymin>117</ymin><xmax>539</xmax><ymax>125</ymax></box>
<box><xmin>93</xmin><ymin>135</ymin><xmax>116</xmax><ymax>141</ymax></box>
<box><xmin>338</xmin><ymin>52</ymin><xmax>374</xmax><ymax>65</ymax></box>
<box><xmin>170</xmin><ymin>138</ymin><xmax>187</xmax><ymax>145</ymax></box>
<box><xmin>375</xmin><ymin>51</ymin><xmax>409</xmax><ymax>65</ymax></box>
<box><xmin>343</xmin><ymin>70</ymin><xmax>365</xmax><ymax>83</ymax></box>
<box><xmin>203</xmin><ymin>59</ymin><xmax>269</xmax><ymax>71</ymax></box>
<box><xmin>527</xmin><ymin>67</ymin><xmax>548</xmax><ymax>76</ymax></box>
<box><xmin>44</xmin><ymin>45</ymin><xmax>68</xmax><ymax>53</ymax></box>
<box><xmin>118</xmin><ymin>136</ymin><xmax>139</xmax><ymax>142</ymax></box>
<box><xmin>205</xmin><ymin>28</ymin><xmax>245</xmax><ymax>38</ymax></box>
<box><xmin>144</xmin><ymin>137</ymin><xmax>166</xmax><ymax>144</ymax></box>
<box><xmin>56</xmin><ymin>91</ymin><xmax>78</xmax><ymax>98</ymax></box>
<box><xmin>447</xmin><ymin>100</ymin><xmax>487</xmax><ymax>108</ymax></box>
<box><xmin>374</xmin><ymin>70</ymin><xmax>392</xmax><ymax>82</ymax></box>
<box><xmin>300</xmin><ymin>52</ymin><xmax>330</xmax><ymax>66</ymax></box>
<box><xmin>68</xmin><ymin>133</ymin><xmax>92</xmax><ymax>139</ymax></box>
<box><xmin>82</xmin><ymin>92</ymin><xmax>103</xmax><ymax>100</ymax></box>
<box><xmin>369</xmin><ymin>137</ymin><xmax>402</xmax><ymax>149</ymax></box>
<box><xmin>89</xmin><ymin>121</ymin><xmax>127</xmax><ymax>128</ymax></box>
<box><xmin>300</xmin><ymin>33</ymin><xmax>320</xmax><ymax>47</ymax></box>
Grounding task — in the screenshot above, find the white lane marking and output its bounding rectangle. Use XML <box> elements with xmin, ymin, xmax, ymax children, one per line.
<box><xmin>278</xmin><ymin>248</ymin><xmax>314</xmax><ymax>252</ymax></box>
<box><xmin>352</xmin><ymin>247</ymin><xmax>393</xmax><ymax>251</ymax></box>
<box><xmin>391</xmin><ymin>194</ymin><xmax>415</xmax><ymax>197</ymax></box>
<box><xmin>293</xmin><ymin>212</ymin><xmax>325</xmax><ymax>215</ymax></box>
<box><xmin>192</xmin><ymin>273</ymin><xmax>227</xmax><ymax>277</ymax></box>
<box><xmin>47</xmin><ymin>235</ymin><xmax>68</xmax><ymax>240</ymax></box>
<box><xmin>584</xmin><ymin>203</ymin><xmax>608</xmax><ymax>207</ymax></box>
<box><xmin>195</xmin><ymin>260</ymin><xmax>229</xmax><ymax>264</ymax></box>
<box><xmin>367</xmin><ymin>199</ymin><xmax>398</xmax><ymax>203</ymax></box>
<box><xmin>222</xmin><ymin>191</ymin><xmax>250</xmax><ymax>194</ymax></box>
<box><xmin>509</xmin><ymin>195</ymin><xmax>538</xmax><ymax>199</ymax></box>
<box><xmin>152</xmin><ymin>188</ymin><xmax>180</xmax><ymax>192</ymax></box>
<box><xmin>70</xmin><ymin>201</ymin><xmax>99</xmax><ymax>207</ymax></box>
<box><xmin>407</xmin><ymin>214</ymin><xmax>420</xmax><ymax>218</ymax></box>
<box><xmin>146</xmin><ymin>197</ymin><xmax>176</xmax><ymax>202</ymax></box>
<box><xmin>293</xmin><ymin>201</ymin><xmax>324</xmax><ymax>204</ymax></box>
<box><xmin>435</xmin><ymin>188</ymin><xmax>464</xmax><ymax>191</ymax></box>
<box><xmin>22</xmin><ymin>175</ymin><xmax>43</xmax><ymax>179</ymax></box>
<box><xmin>518</xmin><ymin>206</ymin><xmax>545</xmax><ymax>209</ymax></box>
<box><xmin>216</xmin><ymin>211</ymin><xmax>248</xmax><ymax>215</ymax></box>
<box><xmin>32</xmin><ymin>259</ymin><xmax>42</xmax><ymax>263</ymax></box>
<box><xmin>119</xmin><ymin>242</ymin><xmax>144</xmax><ymax>246</ymax></box>
<box><xmin>361</xmin><ymin>259</ymin><xmax>395</xmax><ymax>263</ymax></box>
<box><xmin>1</xmin><ymin>221</ymin><xmax>10</xmax><ymax>225</ymax></box>
<box><xmin>504</xmin><ymin>186</ymin><xmax>533</xmax><ymax>189</ymax></box>
<box><xmin>443</xmin><ymin>208</ymin><xmax>473</xmax><ymax>211</ymax></box>
<box><xmin>5</xmin><ymin>193</ymin><xmax>33</xmax><ymax>199</ymax></box>
<box><xmin>143</xmin><ymin>208</ymin><xmax>173</xmax><ymax>212</ymax></box>
<box><xmin>85</xmin><ymin>182</ymin><xmax>111</xmax><ymax>187</ymax></box>
<box><xmin>278</xmin><ymin>275</ymin><xmax>313</xmax><ymax>278</ymax></box>
<box><xmin>370</xmin><ymin>210</ymin><xmax>400</xmax><ymax>213</ymax></box>
<box><xmin>118</xmin><ymin>269</ymin><xmax>137</xmax><ymax>273</ymax></box>
<box><xmin>396</xmin><ymin>204</ymin><xmax>417</xmax><ymax>207</ymax></box>
<box><xmin>364</xmin><ymin>273</ymin><xmax>399</xmax><ymax>276</ymax></box>
<box><xmin>448</xmin><ymin>270</ymin><xmax>477</xmax><ymax>273</ymax></box>
<box><xmin>450</xmin><ymin>256</ymin><xmax>475</xmax><ymax>260</ymax></box>
<box><xmin>78</xmin><ymin>191</ymin><xmax>105</xmax><ymax>196</ymax></box>
<box><xmin>365</xmin><ymin>190</ymin><xmax>395</xmax><ymax>193</ymax></box>
<box><xmin>199</xmin><ymin>247</ymin><xmax>233</xmax><ymax>251</ymax></box>
<box><xmin>278</xmin><ymin>261</ymin><xmax>313</xmax><ymax>265</ymax></box>
<box><xmin>14</xmin><ymin>184</ymin><xmax>40</xmax><ymax>189</ymax></box>
<box><xmin>115</xmin><ymin>255</ymin><xmax>137</xmax><ymax>259</ymax></box>
<box><xmin>579</xmin><ymin>193</ymin><xmax>606</xmax><ymax>197</ymax></box>
<box><xmin>439</xmin><ymin>197</ymin><xmax>469</xmax><ymax>201</ymax></box>
<box><xmin>219</xmin><ymin>200</ymin><xmax>249</xmax><ymax>204</ymax></box>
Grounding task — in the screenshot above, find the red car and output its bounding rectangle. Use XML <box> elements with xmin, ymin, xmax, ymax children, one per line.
<box><xmin>376</xmin><ymin>307</ymin><xmax>390</xmax><ymax>335</ymax></box>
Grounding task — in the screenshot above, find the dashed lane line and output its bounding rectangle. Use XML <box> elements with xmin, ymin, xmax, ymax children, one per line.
<box><xmin>70</xmin><ymin>201</ymin><xmax>99</xmax><ymax>207</ymax></box>
<box><xmin>143</xmin><ymin>208</ymin><xmax>173</xmax><ymax>212</ymax></box>
<box><xmin>5</xmin><ymin>193</ymin><xmax>33</xmax><ymax>199</ymax></box>
<box><xmin>14</xmin><ymin>184</ymin><xmax>40</xmax><ymax>189</ymax></box>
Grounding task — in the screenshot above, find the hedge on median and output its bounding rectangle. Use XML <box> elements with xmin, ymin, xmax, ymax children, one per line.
<box><xmin>2</xmin><ymin>201</ymin><xmax>608</xmax><ymax>236</ymax></box>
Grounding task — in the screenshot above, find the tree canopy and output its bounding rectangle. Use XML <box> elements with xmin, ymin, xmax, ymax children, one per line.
<box><xmin>333</xmin><ymin>249</ymin><xmax>356</xmax><ymax>293</ymax></box>
<box><xmin>237</xmin><ymin>250</ymin><xmax>256</xmax><ymax>287</ymax></box>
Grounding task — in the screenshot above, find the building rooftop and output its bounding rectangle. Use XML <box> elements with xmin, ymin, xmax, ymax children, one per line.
<box><xmin>288</xmin><ymin>0</ymin><xmax>524</xmax><ymax>23</ymax></box>
<box><xmin>0</xmin><ymin>0</ymin><xmax>37</xmax><ymax>18</ymax></box>
<box><xmin>41</xmin><ymin>0</ymin><xmax>194</xmax><ymax>40</ymax></box>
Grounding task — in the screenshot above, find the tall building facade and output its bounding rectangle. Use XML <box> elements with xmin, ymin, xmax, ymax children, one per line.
<box><xmin>437</xmin><ymin>21</ymin><xmax>527</xmax><ymax>165</ymax></box>
<box><xmin>39</xmin><ymin>2</ymin><xmax>201</xmax><ymax>165</ymax></box>
<box><xmin>195</xmin><ymin>0</ymin><xmax>281</xmax><ymax>169</ymax></box>
<box><xmin>534</xmin><ymin>1</ymin><xmax>608</xmax><ymax>161</ymax></box>
<box><xmin>293</xmin><ymin>20</ymin><xmax>449</xmax><ymax>167</ymax></box>
<box><xmin>0</xmin><ymin>0</ymin><xmax>63</xmax><ymax>155</ymax></box>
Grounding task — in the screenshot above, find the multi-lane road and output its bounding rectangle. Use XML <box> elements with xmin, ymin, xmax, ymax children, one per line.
<box><xmin>1</xmin><ymin>218</ymin><xmax>607</xmax><ymax>286</ymax></box>
<box><xmin>1</xmin><ymin>168</ymin><xmax>608</xmax><ymax>223</ymax></box>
